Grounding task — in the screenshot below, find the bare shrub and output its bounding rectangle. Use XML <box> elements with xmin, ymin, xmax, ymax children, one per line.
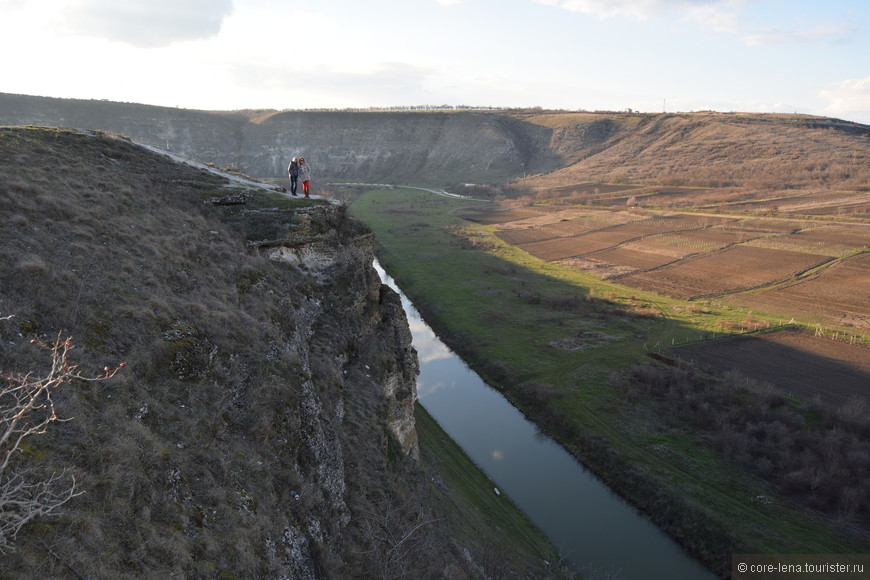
<box><xmin>356</xmin><ymin>503</ymin><xmax>444</xmax><ymax>579</ymax></box>
<box><xmin>12</xmin><ymin>254</ymin><xmax>47</xmax><ymax>276</ymax></box>
<box><xmin>622</xmin><ymin>361</ymin><xmax>870</xmax><ymax>522</ymax></box>
<box><xmin>515</xmin><ymin>381</ymin><xmax>562</xmax><ymax>410</ymax></box>
<box><xmin>0</xmin><ymin>327</ymin><xmax>124</xmax><ymax>551</ymax></box>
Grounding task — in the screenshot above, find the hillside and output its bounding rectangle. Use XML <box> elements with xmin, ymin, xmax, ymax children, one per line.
<box><xmin>516</xmin><ymin>112</ymin><xmax>870</xmax><ymax>202</ymax></box>
<box><xmin>4</xmin><ymin>93</ymin><xmax>869</xmax><ymax>195</ymax></box>
<box><xmin>0</xmin><ymin>127</ymin><xmax>560</xmax><ymax>578</ymax></box>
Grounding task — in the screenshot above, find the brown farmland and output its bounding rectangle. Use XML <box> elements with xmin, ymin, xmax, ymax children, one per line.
<box><xmin>459</xmin><ymin>206</ymin><xmax>562</xmax><ymax>225</ymax></box>
<box><xmin>731</xmin><ymin>252</ymin><xmax>870</xmax><ymax>329</ymax></box>
<box><xmin>564</xmin><ymin>246</ymin><xmax>682</xmax><ymax>278</ymax></box>
<box><xmin>513</xmin><ymin>214</ymin><xmax>737</xmax><ymax>262</ymax></box>
<box><xmin>618</xmin><ymin>246</ymin><xmax>831</xmax><ymax>299</ymax></box>
<box><xmin>471</xmin><ymin>201</ymin><xmax>870</xmax><ymax>325</ymax></box>
<box><xmin>641</xmin><ymin>227</ymin><xmax>753</xmax><ymax>253</ymax></box>
<box><xmin>746</xmin><ymin>224</ymin><xmax>870</xmax><ymax>256</ymax></box>
<box><xmin>517</xmin><ymin>229</ymin><xmax>638</xmax><ymax>261</ymax></box>
<box><xmin>673</xmin><ymin>328</ymin><xmax>870</xmax><ymax>410</ymax></box>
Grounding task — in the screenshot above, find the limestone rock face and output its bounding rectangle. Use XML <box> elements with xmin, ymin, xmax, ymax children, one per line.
<box><xmin>253</xmin><ymin>202</ymin><xmax>421</xmax><ymax>575</ymax></box>
<box><xmin>260</xmin><ymin>202</ymin><xmax>420</xmax><ymax>461</ymax></box>
<box><xmin>0</xmin><ymin>93</ymin><xmax>561</xmax><ymax>182</ymax></box>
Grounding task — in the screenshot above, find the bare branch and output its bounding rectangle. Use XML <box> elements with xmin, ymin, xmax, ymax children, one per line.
<box><xmin>0</xmin><ymin>330</ymin><xmax>124</xmax><ymax>552</ymax></box>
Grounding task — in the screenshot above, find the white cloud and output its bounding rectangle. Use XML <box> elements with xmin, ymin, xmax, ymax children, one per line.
<box><xmin>820</xmin><ymin>77</ymin><xmax>870</xmax><ymax>123</ymax></box>
<box><xmin>538</xmin><ymin>0</ymin><xmax>854</xmax><ymax>48</ymax></box>
<box><xmin>681</xmin><ymin>0</ymin><xmax>743</xmax><ymax>32</ymax></box>
<box><xmin>60</xmin><ymin>0</ymin><xmax>234</xmax><ymax>48</ymax></box>
<box><xmin>534</xmin><ymin>0</ymin><xmax>728</xmax><ymax>20</ymax></box>
<box><xmin>408</xmin><ymin>321</ymin><xmax>455</xmax><ymax>363</ymax></box>
<box><xmin>742</xmin><ymin>22</ymin><xmax>853</xmax><ymax>47</ymax></box>
<box><xmin>679</xmin><ymin>2</ymin><xmax>854</xmax><ymax>46</ymax></box>
<box><xmin>225</xmin><ymin>60</ymin><xmax>437</xmax><ymax>108</ymax></box>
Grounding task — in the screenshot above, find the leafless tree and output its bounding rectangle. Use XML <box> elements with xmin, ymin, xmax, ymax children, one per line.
<box><xmin>355</xmin><ymin>502</ymin><xmax>443</xmax><ymax>579</ymax></box>
<box><xmin>0</xmin><ymin>322</ymin><xmax>124</xmax><ymax>551</ymax></box>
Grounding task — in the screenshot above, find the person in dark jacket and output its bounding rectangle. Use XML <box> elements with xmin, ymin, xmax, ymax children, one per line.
<box><xmin>287</xmin><ymin>157</ymin><xmax>299</xmax><ymax>196</ymax></box>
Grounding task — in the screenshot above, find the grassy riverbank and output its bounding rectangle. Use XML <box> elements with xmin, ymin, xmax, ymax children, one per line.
<box><xmin>415</xmin><ymin>405</ymin><xmax>569</xmax><ymax>576</ymax></box>
<box><xmin>349</xmin><ymin>187</ymin><xmax>869</xmax><ymax>578</ymax></box>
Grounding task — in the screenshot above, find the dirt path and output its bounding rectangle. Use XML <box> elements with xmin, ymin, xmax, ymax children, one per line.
<box><xmin>329</xmin><ymin>182</ymin><xmax>490</xmax><ymax>201</ymax></box>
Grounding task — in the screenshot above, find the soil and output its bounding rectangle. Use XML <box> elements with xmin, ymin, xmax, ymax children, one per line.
<box><xmin>473</xmin><ymin>204</ymin><xmax>870</xmax><ymax>325</ymax></box>
<box><xmin>731</xmin><ymin>252</ymin><xmax>870</xmax><ymax>323</ymax></box>
<box><xmin>619</xmin><ymin>246</ymin><xmax>831</xmax><ymax>299</ymax></box>
<box><xmin>672</xmin><ymin>328</ymin><xmax>870</xmax><ymax>409</ymax></box>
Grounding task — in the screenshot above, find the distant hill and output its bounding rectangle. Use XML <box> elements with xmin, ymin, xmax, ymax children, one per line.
<box><xmin>3</xmin><ymin>93</ymin><xmax>869</xmax><ymax>192</ymax></box>
<box><xmin>515</xmin><ymin>111</ymin><xmax>870</xmax><ymax>195</ymax></box>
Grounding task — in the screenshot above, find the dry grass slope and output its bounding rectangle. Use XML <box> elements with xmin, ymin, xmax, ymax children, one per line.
<box><xmin>518</xmin><ymin>112</ymin><xmax>870</xmax><ymax>197</ymax></box>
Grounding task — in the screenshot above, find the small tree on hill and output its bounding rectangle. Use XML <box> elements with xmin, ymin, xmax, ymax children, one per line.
<box><xmin>0</xmin><ymin>319</ymin><xmax>124</xmax><ymax>551</ymax></box>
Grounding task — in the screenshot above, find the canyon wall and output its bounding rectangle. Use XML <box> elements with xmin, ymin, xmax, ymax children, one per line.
<box><xmin>0</xmin><ymin>93</ymin><xmax>563</xmax><ymax>182</ymax></box>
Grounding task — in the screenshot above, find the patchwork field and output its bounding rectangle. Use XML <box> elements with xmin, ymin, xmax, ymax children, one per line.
<box><xmin>461</xmin><ymin>194</ymin><xmax>870</xmax><ymax>420</ymax></box>
<box><xmin>472</xmin><ymin>201</ymin><xmax>870</xmax><ymax>324</ymax></box>
<box><xmin>516</xmin><ymin>229</ymin><xmax>639</xmax><ymax>260</ymax></box>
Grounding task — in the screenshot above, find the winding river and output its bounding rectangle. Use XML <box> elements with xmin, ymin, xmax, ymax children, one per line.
<box><xmin>375</xmin><ymin>262</ymin><xmax>715</xmax><ymax>579</ymax></box>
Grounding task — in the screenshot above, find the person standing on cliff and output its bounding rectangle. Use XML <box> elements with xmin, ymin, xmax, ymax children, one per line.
<box><xmin>287</xmin><ymin>156</ymin><xmax>300</xmax><ymax>196</ymax></box>
<box><xmin>298</xmin><ymin>157</ymin><xmax>312</xmax><ymax>198</ymax></box>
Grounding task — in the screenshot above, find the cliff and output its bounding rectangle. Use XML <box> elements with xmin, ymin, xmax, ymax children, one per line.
<box><xmin>3</xmin><ymin>93</ymin><xmax>869</xmax><ymax>192</ymax></box>
<box><xmin>240</xmin><ymin>110</ymin><xmax>555</xmax><ymax>183</ymax></box>
<box><xmin>0</xmin><ymin>127</ymin><xmax>546</xmax><ymax>577</ymax></box>
<box><xmin>0</xmin><ymin>93</ymin><xmax>559</xmax><ymax>183</ymax></box>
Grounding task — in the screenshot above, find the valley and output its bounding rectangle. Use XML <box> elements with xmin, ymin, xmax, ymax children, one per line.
<box><xmin>4</xmin><ymin>94</ymin><xmax>870</xmax><ymax>577</ymax></box>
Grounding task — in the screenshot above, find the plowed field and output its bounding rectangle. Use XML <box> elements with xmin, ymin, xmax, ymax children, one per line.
<box><xmin>746</xmin><ymin>225</ymin><xmax>870</xmax><ymax>256</ymax></box>
<box><xmin>674</xmin><ymin>328</ymin><xmax>870</xmax><ymax>409</ymax></box>
<box><xmin>731</xmin><ymin>252</ymin><xmax>870</xmax><ymax>325</ymax></box>
<box><xmin>460</xmin><ymin>207</ymin><xmax>555</xmax><ymax>224</ymax></box>
<box><xmin>586</xmin><ymin>246</ymin><xmax>683</xmax><ymax>274</ymax></box>
<box><xmin>472</xmin><ymin>202</ymin><xmax>870</xmax><ymax>325</ymax></box>
<box><xmin>619</xmin><ymin>246</ymin><xmax>830</xmax><ymax>298</ymax></box>
<box><xmin>518</xmin><ymin>230</ymin><xmax>632</xmax><ymax>260</ymax></box>
<box><xmin>646</xmin><ymin>228</ymin><xmax>755</xmax><ymax>253</ymax></box>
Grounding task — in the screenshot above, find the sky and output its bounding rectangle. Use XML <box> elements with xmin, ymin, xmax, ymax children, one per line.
<box><xmin>2</xmin><ymin>0</ymin><xmax>870</xmax><ymax>124</ymax></box>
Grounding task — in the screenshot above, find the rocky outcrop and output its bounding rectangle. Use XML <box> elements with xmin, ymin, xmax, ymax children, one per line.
<box><xmin>258</xmin><ymin>203</ymin><xmax>419</xmax><ymax>458</ymax></box>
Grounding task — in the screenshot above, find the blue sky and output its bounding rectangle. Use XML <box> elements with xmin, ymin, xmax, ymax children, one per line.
<box><xmin>3</xmin><ymin>0</ymin><xmax>869</xmax><ymax>124</ymax></box>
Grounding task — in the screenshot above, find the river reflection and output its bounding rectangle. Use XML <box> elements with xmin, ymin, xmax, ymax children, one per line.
<box><xmin>375</xmin><ymin>261</ymin><xmax>715</xmax><ymax>579</ymax></box>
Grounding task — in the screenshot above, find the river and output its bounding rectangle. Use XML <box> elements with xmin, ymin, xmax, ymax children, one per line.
<box><xmin>375</xmin><ymin>262</ymin><xmax>715</xmax><ymax>579</ymax></box>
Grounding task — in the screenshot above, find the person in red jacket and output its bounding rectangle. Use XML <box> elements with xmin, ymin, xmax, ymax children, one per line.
<box><xmin>298</xmin><ymin>157</ymin><xmax>312</xmax><ymax>198</ymax></box>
